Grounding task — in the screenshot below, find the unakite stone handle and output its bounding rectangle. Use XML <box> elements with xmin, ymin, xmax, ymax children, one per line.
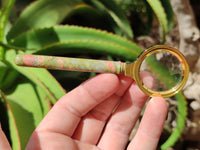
<box><xmin>15</xmin><ymin>54</ymin><xmax>126</xmax><ymax>74</ymax></box>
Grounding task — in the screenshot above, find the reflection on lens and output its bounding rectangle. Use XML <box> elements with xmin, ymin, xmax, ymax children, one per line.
<box><xmin>140</xmin><ymin>51</ymin><xmax>183</xmax><ymax>92</ymax></box>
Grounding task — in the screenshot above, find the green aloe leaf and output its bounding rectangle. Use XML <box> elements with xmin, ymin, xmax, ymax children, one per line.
<box><xmin>0</xmin><ymin>59</ymin><xmax>19</xmax><ymax>91</ymax></box>
<box><xmin>1</xmin><ymin>52</ymin><xmax>54</xmax><ymax>149</ymax></box>
<box><xmin>83</xmin><ymin>0</ymin><xmax>133</xmax><ymax>38</ymax></box>
<box><xmin>0</xmin><ymin>0</ymin><xmax>15</xmax><ymax>41</ymax></box>
<box><xmin>4</xmin><ymin>78</ymin><xmax>51</xmax><ymax>150</ymax></box>
<box><xmin>34</xmin><ymin>40</ymin><xmax>140</xmax><ymax>61</ymax></box>
<box><xmin>0</xmin><ymin>57</ymin><xmax>19</xmax><ymax>91</ymax></box>
<box><xmin>0</xmin><ymin>0</ymin><xmax>15</xmax><ymax>59</ymax></box>
<box><xmin>9</xmin><ymin>25</ymin><xmax>140</xmax><ymax>52</ymax></box>
<box><xmin>10</xmin><ymin>26</ymin><xmax>142</xmax><ymax>56</ymax></box>
<box><xmin>161</xmin><ymin>92</ymin><xmax>187</xmax><ymax>149</ymax></box>
<box><xmin>6</xmin><ymin>103</ymin><xmax>21</xmax><ymax>150</ymax></box>
<box><xmin>66</xmin><ymin>4</ymin><xmax>107</xmax><ymax>29</ymax></box>
<box><xmin>9</xmin><ymin>66</ymin><xmax>58</xmax><ymax>104</ymax></box>
<box><xmin>160</xmin><ymin>0</ymin><xmax>174</xmax><ymax>30</ymax></box>
<box><xmin>146</xmin><ymin>0</ymin><xmax>168</xmax><ymax>42</ymax></box>
<box><xmin>0</xmin><ymin>61</ymin><xmax>9</xmax><ymax>85</ymax></box>
<box><xmin>6</xmin><ymin>0</ymin><xmax>83</xmax><ymax>41</ymax></box>
<box><xmin>0</xmin><ymin>66</ymin><xmax>18</xmax><ymax>90</ymax></box>
<box><xmin>0</xmin><ymin>90</ymin><xmax>21</xmax><ymax>150</ymax></box>
<box><xmin>5</xmin><ymin>50</ymin><xmax>66</xmax><ymax>104</ymax></box>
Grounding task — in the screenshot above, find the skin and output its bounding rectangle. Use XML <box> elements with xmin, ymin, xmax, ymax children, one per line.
<box><xmin>0</xmin><ymin>73</ymin><xmax>167</xmax><ymax>150</ymax></box>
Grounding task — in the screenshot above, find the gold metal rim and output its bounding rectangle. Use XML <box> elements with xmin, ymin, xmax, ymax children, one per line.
<box><xmin>134</xmin><ymin>45</ymin><xmax>189</xmax><ymax>98</ymax></box>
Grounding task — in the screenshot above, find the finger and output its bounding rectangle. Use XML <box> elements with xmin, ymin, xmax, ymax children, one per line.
<box><xmin>26</xmin><ymin>131</ymin><xmax>100</xmax><ymax>150</ymax></box>
<box><xmin>36</xmin><ymin>73</ymin><xmax>119</xmax><ymax>137</ymax></box>
<box><xmin>72</xmin><ymin>74</ymin><xmax>133</xmax><ymax>144</ymax></box>
<box><xmin>127</xmin><ymin>97</ymin><xmax>167</xmax><ymax>150</ymax></box>
<box><xmin>98</xmin><ymin>72</ymin><xmax>154</xmax><ymax>150</ymax></box>
<box><xmin>0</xmin><ymin>125</ymin><xmax>11</xmax><ymax>150</ymax></box>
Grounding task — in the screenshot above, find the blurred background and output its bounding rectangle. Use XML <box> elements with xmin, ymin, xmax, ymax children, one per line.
<box><xmin>0</xmin><ymin>0</ymin><xmax>200</xmax><ymax>149</ymax></box>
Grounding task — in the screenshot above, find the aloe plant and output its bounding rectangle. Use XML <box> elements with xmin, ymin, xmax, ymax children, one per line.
<box><xmin>0</xmin><ymin>0</ymin><xmax>186</xmax><ymax>149</ymax></box>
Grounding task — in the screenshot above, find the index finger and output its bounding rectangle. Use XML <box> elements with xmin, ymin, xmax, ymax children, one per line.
<box><xmin>127</xmin><ymin>97</ymin><xmax>167</xmax><ymax>150</ymax></box>
<box><xmin>36</xmin><ymin>73</ymin><xmax>120</xmax><ymax>136</ymax></box>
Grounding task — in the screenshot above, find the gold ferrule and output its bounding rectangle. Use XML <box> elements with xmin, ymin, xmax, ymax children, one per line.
<box><xmin>124</xmin><ymin>63</ymin><xmax>136</xmax><ymax>80</ymax></box>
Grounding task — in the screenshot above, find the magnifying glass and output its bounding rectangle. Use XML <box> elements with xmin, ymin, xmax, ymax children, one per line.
<box><xmin>15</xmin><ymin>45</ymin><xmax>189</xmax><ymax>98</ymax></box>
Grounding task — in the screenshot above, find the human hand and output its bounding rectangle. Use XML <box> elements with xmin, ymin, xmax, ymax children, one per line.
<box><xmin>0</xmin><ymin>73</ymin><xmax>167</xmax><ymax>150</ymax></box>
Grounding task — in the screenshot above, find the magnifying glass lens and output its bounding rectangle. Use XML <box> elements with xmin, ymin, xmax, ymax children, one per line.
<box><xmin>140</xmin><ymin>51</ymin><xmax>183</xmax><ymax>92</ymax></box>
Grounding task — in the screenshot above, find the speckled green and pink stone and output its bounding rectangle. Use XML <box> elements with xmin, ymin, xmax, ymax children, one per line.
<box><xmin>15</xmin><ymin>54</ymin><xmax>126</xmax><ymax>74</ymax></box>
